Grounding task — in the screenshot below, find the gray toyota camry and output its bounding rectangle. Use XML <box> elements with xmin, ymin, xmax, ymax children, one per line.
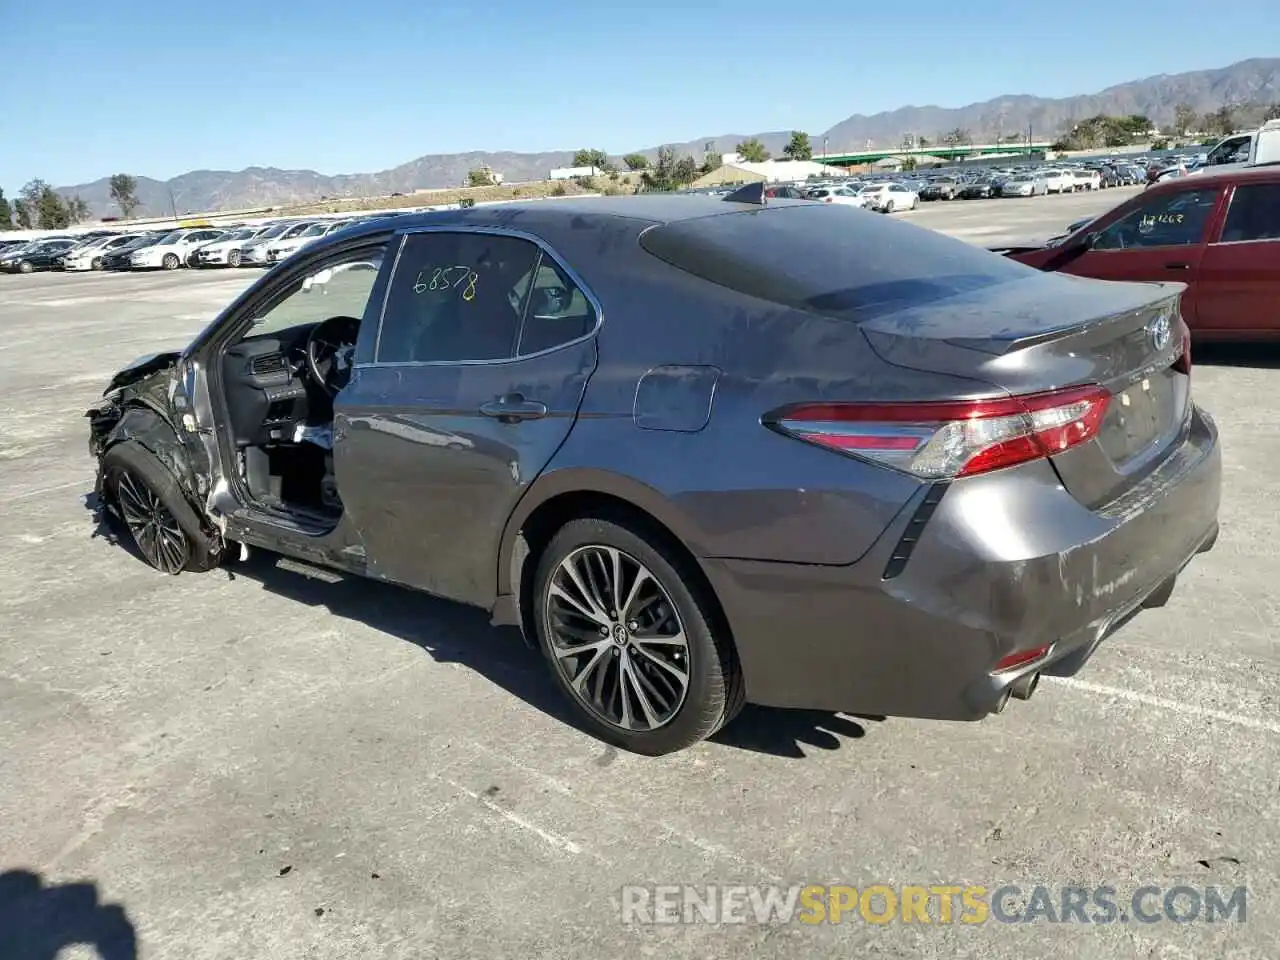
<box><xmin>87</xmin><ymin>188</ymin><xmax>1221</xmax><ymax>755</ymax></box>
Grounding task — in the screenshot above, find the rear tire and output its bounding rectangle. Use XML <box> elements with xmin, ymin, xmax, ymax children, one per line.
<box><xmin>532</xmin><ymin>514</ymin><xmax>743</xmax><ymax>756</ymax></box>
<box><xmin>228</xmin><ymin>249</ymin><xmax>242</xmax><ymax>268</ymax></box>
<box><xmin>885</xmin><ymin>199</ymin><xmax>895</xmax><ymax>214</ymax></box>
<box><xmin>101</xmin><ymin>442</ymin><xmax>220</xmax><ymax>574</ymax></box>
<box><xmin>91</xmin><ymin>257</ymin><xmax>103</xmax><ymax>271</ymax></box>
<box><xmin>162</xmin><ymin>253</ymin><xmax>180</xmax><ymax>270</ymax></box>
<box><xmin>18</xmin><ymin>260</ymin><xmax>33</xmax><ymax>274</ymax></box>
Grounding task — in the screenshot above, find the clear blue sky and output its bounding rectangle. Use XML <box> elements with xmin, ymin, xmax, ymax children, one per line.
<box><xmin>1</xmin><ymin>0</ymin><xmax>1276</xmax><ymax>189</ymax></box>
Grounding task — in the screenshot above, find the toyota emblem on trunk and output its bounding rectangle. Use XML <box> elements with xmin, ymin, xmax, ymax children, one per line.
<box><xmin>1148</xmin><ymin>314</ymin><xmax>1172</xmax><ymax>351</ymax></box>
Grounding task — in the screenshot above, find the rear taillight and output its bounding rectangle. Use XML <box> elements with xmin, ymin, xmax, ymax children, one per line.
<box><xmin>1173</xmin><ymin>323</ymin><xmax>1192</xmax><ymax>375</ymax></box>
<box><xmin>769</xmin><ymin>384</ymin><xmax>1111</xmax><ymax>479</ymax></box>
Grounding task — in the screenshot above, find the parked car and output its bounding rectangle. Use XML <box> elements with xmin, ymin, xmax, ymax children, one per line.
<box><xmin>1005</xmin><ymin>164</ymin><xmax>1280</xmax><ymax>341</ymax></box>
<box><xmin>805</xmin><ymin>186</ymin><xmax>868</xmax><ymax>207</ymax></box>
<box><xmin>85</xmin><ymin>195</ymin><xmax>1220</xmax><ymax>755</ymax></box>
<box><xmin>63</xmin><ymin>234</ymin><xmax>142</xmax><ymax>271</ymax></box>
<box><xmin>1039</xmin><ymin>169</ymin><xmax>1077</xmax><ymax>194</ymax></box>
<box><xmin>130</xmin><ymin>229</ymin><xmax>227</xmax><ymax>270</ymax></box>
<box><xmin>1000</xmin><ymin>173</ymin><xmax>1048</xmax><ymax>197</ymax></box>
<box><xmin>192</xmin><ymin>225</ymin><xmax>276</xmax><ymax>268</ymax></box>
<box><xmin>100</xmin><ymin>233</ymin><xmax>166</xmax><ymax>271</ymax></box>
<box><xmin>920</xmin><ymin>178</ymin><xmax>961</xmax><ymax>201</ymax></box>
<box><xmin>240</xmin><ymin>221</ymin><xmax>315</xmax><ymax>266</ymax></box>
<box><xmin>0</xmin><ymin>238</ymin><xmax>76</xmax><ymax>273</ymax></box>
<box><xmin>1072</xmin><ymin>169</ymin><xmax>1102</xmax><ymax>191</ymax></box>
<box><xmin>959</xmin><ymin>179</ymin><xmax>997</xmax><ymax>200</ymax></box>
<box><xmin>856</xmin><ymin>182</ymin><xmax>919</xmax><ymax>212</ymax></box>
<box><xmin>265</xmin><ymin>219</ymin><xmax>354</xmax><ymax>263</ymax></box>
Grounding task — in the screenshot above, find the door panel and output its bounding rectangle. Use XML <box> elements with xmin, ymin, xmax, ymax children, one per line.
<box><xmin>332</xmin><ymin>228</ymin><xmax>600</xmax><ymax>607</ymax></box>
<box><xmin>1195</xmin><ymin>240</ymin><xmax>1280</xmax><ymax>337</ymax></box>
<box><xmin>334</xmin><ymin>346</ymin><xmax>594</xmax><ymax>606</ymax></box>
<box><xmin>1194</xmin><ymin>182</ymin><xmax>1280</xmax><ymax>338</ymax></box>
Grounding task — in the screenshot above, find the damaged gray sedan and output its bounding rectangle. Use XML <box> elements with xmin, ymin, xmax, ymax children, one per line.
<box><xmin>87</xmin><ymin>192</ymin><xmax>1222</xmax><ymax>755</ymax></box>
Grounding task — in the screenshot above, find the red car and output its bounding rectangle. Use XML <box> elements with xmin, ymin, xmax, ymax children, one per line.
<box><xmin>1005</xmin><ymin>165</ymin><xmax>1280</xmax><ymax>341</ymax></box>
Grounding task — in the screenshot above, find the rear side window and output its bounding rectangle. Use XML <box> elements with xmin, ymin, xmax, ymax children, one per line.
<box><xmin>378</xmin><ymin>232</ymin><xmax>538</xmax><ymax>363</ymax></box>
<box><xmin>1219</xmin><ymin>183</ymin><xmax>1280</xmax><ymax>243</ymax></box>
<box><xmin>638</xmin><ymin>204</ymin><xmax>1032</xmax><ymax>322</ymax></box>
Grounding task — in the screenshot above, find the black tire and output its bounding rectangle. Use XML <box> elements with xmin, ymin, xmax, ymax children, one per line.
<box><xmin>101</xmin><ymin>441</ymin><xmax>220</xmax><ymax>574</ymax></box>
<box><xmin>228</xmin><ymin>249</ymin><xmax>242</xmax><ymax>267</ymax></box>
<box><xmin>91</xmin><ymin>257</ymin><xmax>103</xmax><ymax>271</ymax></box>
<box><xmin>18</xmin><ymin>260</ymin><xmax>33</xmax><ymax>274</ymax></box>
<box><xmin>162</xmin><ymin>253</ymin><xmax>180</xmax><ymax>270</ymax></box>
<box><xmin>532</xmin><ymin>514</ymin><xmax>743</xmax><ymax>755</ymax></box>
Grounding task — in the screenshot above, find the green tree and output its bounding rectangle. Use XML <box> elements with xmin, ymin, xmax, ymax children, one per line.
<box><xmin>1265</xmin><ymin>103</ymin><xmax>1280</xmax><ymax>122</ymax></box>
<box><xmin>944</xmin><ymin>128</ymin><xmax>971</xmax><ymax>147</ymax></box>
<box><xmin>673</xmin><ymin>155</ymin><xmax>700</xmax><ymax>185</ymax></box>
<box><xmin>1173</xmin><ymin>103</ymin><xmax>1198</xmax><ymax>137</ymax></box>
<box><xmin>700</xmin><ymin>150</ymin><xmax>722</xmax><ymax>175</ymax></box>
<box><xmin>736</xmin><ymin>138</ymin><xmax>769</xmax><ymax>162</ymax></box>
<box><xmin>0</xmin><ymin>189</ymin><xmax>12</xmax><ymax>229</ymax></box>
<box><xmin>109</xmin><ymin>173</ymin><xmax>140</xmax><ymax>218</ymax></box>
<box><xmin>1204</xmin><ymin>105</ymin><xmax>1236</xmax><ymax>137</ymax></box>
<box><xmin>782</xmin><ymin>131</ymin><xmax>813</xmax><ymax>161</ymax></box>
<box><xmin>640</xmin><ymin>146</ymin><xmax>684</xmax><ymax>192</ymax></box>
<box><xmin>66</xmin><ymin>195</ymin><xmax>91</xmax><ymax>223</ymax></box>
<box><xmin>37</xmin><ymin>186</ymin><xmax>71</xmax><ymax>229</ymax></box>
<box><xmin>917</xmin><ymin>136</ymin><xmax>930</xmax><ymax>148</ymax></box>
<box><xmin>467</xmin><ymin>167</ymin><xmax>496</xmax><ymax>187</ymax></box>
<box><xmin>622</xmin><ymin>153</ymin><xmax>649</xmax><ymax>171</ymax></box>
<box><xmin>572</xmin><ymin>148</ymin><xmax>609</xmax><ymax>170</ymax></box>
<box><xmin>14</xmin><ymin>199</ymin><xmax>32</xmax><ymax>229</ymax></box>
<box><xmin>900</xmin><ymin>156</ymin><xmax>918</xmax><ymax>172</ymax></box>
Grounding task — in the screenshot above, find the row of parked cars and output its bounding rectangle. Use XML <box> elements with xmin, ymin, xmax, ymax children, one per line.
<box><xmin>0</xmin><ymin>214</ymin><xmax>389</xmax><ymax>275</ymax></box>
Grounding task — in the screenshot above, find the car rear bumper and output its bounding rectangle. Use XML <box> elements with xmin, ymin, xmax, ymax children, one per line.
<box><xmin>702</xmin><ymin>403</ymin><xmax>1221</xmax><ymax>720</ymax></box>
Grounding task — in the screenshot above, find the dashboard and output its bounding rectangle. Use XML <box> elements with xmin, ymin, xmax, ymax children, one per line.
<box><xmin>222</xmin><ymin>325</ymin><xmax>326</xmax><ymax>447</ymax></box>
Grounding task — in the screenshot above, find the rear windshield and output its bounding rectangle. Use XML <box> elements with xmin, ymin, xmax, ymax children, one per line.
<box><xmin>638</xmin><ymin>204</ymin><xmax>1032</xmax><ymax>322</ymax></box>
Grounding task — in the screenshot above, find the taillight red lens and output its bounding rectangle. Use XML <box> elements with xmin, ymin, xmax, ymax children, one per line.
<box><xmin>770</xmin><ymin>384</ymin><xmax>1111</xmax><ymax>479</ymax></box>
<box><xmin>1173</xmin><ymin>326</ymin><xmax>1192</xmax><ymax>375</ymax></box>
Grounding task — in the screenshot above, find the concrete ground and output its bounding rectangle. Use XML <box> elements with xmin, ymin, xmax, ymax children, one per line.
<box><xmin>2</xmin><ymin>191</ymin><xmax>1276</xmax><ymax>960</ymax></box>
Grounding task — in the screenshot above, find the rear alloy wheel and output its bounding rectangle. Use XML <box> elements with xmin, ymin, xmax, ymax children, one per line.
<box><xmin>885</xmin><ymin>199</ymin><xmax>896</xmax><ymax>213</ymax></box>
<box><xmin>911</xmin><ymin>197</ymin><xmax>919</xmax><ymax>209</ymax></box>
<box><xmin>162</xmin><ymin>253</ymin><xmax>180</xmax><ymax>270</ymax></box>
<box><xmin>534</xmin><ymin>516</ymin><xmax>743</xmax><ymax>755</ymax></box>
<box><xmin>102</xmin><ymin>442</ymin><xmax>220</xmax><ymax>574</ymax></box>
<box><xmin>18</xmin><ymin>260</ymin><xmax>33</xmax><ymax>274</ymax></box>
<box><xmin>227</xmin><ymin>249</ymin><xmax>242</xmax><ymax>268</ymax></box>
<box><xmin>91</xmin><ymin>257</ymin><xmax>103</xmax><ymax>270</ymax></box>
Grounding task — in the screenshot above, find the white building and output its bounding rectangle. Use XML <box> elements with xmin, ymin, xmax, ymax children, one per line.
<box><xmin>549</xmin><ymin>165</ymin><xmax>602</xmax><ymax>180</ymax></box>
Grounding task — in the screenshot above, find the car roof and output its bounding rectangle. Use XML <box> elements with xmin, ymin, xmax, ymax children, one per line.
<box><xmin>325</xmin><ymin>194</ymin><xmax>817</xmax><ymax>246</ymax></box>
<box><xmin>1148</xmin><ymin>162</ymin><xmax>1280</xmax><ymax>194</ymax></box>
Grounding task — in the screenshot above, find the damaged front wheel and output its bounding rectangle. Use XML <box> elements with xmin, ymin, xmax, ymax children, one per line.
<box><xmin>102</xmin><ymin>442</ymin><xmax>220</xmax><ymax>574</ymax></box>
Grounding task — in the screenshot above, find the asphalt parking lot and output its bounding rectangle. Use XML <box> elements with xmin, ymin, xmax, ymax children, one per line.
<box><xmin>3</xmin><ymin>190</ymin><xmax>1277</xmax><ymax>959</ymax></box>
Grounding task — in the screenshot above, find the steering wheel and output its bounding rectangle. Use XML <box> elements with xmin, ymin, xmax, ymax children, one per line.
<box><xmin>306</xmin><ymin>315</ymin><xmax>361</xmax><ymax>396</ymax></box>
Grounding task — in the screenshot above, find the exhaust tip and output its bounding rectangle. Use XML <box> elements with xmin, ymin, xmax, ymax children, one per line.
<box><xmin>1009</xmin><ymin>672</ymin><xmax>1040</xmax><ymax>702</ymax></box>
<box><xmin>991</xmin><ymin>689</ymin><xmax>1012</xmax><ymax>714</ymax></box>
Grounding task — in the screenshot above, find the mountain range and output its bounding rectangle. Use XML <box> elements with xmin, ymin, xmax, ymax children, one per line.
<box><xmin>59</xmin><ymin>57</ymin><xmax>1280</xmax><ymax>217</ymax></box>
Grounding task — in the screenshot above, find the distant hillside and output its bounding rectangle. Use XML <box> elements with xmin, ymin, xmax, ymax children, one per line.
<box><xmin>57</xmin><ymin>58</ymin><xmax>1280</xmax><ymax>217</ymax></box>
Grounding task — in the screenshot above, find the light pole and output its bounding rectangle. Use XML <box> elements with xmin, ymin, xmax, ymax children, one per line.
<box><xmin>823</xmin><ymin>136</ymin><xmax>829</xmax><ymax>166</ymax></box>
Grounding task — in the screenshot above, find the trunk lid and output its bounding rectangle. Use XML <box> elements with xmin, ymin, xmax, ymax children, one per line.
<box><xmin>859</xmin><ymin>272</ymin><xmax>1190</xmax><ymax>509</ymax></box>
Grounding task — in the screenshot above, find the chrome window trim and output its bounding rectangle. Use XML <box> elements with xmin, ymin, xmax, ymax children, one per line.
<box><xmin>363</xmin><ymin>224</ymin><xmax>604</xmax><ymax>368</ymax></box>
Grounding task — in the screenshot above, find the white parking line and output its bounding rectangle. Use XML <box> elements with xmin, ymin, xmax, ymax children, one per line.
<box><xmin>440</xmin><ymin>776</ymin><xmax>611</xmax><ymax>865</ymax></box>
<box><xmin>1049</xmin><ymin>676</ymin><xmax>1280</xmax><ymax>735</ymax></box>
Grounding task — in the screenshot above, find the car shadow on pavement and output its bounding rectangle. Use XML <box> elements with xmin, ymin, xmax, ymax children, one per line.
<box><xmin>226</xmin><ymin>553</ymin><xmax>882</xmax><ymax>759</ymax></box>
<box><xmin>0</xmin><ymin>869</ymin><xmax>137</xmax><ymax>960</ymax></box>
<box><xmin>711</xmin><ymin>706</ymin><xmax>884</xmax><ymax>758</ymax></box>
<box><xmin>1193</xmin><ymin>343</ymin><xmax>1280</xmax><ymax>368</ymax></box>
<box><xmin>87</xmin><ymin>495</ymin><xmax>883</xmax><ymax>759</ymax></box>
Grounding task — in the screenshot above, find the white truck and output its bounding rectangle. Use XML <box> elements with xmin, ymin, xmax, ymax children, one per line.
<box><xmin>1189</xmin><ymin>119</ymin><xmax>1280</xmax><ymax>176</ymax></box>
